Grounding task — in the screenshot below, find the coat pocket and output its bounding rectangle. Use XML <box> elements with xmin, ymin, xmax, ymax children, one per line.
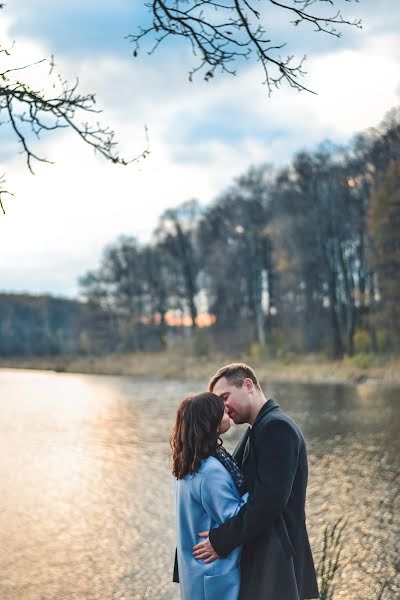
<box><xmin>204</xmin><ymin>567</ymin><xmax>240</xmax><ymax>600</ymax></box>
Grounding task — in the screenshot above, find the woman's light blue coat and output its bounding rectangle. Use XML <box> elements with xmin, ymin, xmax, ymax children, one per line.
<box><xmin>175</xmin><ymin>456</ymin><xmax>248</xmax><ymax>600</ymax></box>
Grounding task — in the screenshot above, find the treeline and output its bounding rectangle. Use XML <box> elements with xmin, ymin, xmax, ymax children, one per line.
<box><xmin>79</xmin><ymin>108</ymin><xmax>400</xmax><ymax>359</ymax></box>
<box><xmin>1</xmin><ymin>109</ymin><xmax>399</xmax><ymax>359</ymax></box>
<box><xmin>0</xmin><ymin>294</ymin><xmax>91</xmax><ymax>356</ymax></box>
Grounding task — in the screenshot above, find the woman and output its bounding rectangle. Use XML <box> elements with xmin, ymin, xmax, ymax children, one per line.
<box><xmin>171</xmin><ymin>392</ymin><xmax>248</xmax><ymax>600</ymax></box>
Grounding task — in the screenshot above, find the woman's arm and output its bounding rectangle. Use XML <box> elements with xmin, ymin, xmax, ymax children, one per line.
<box><xmin>200</xmin><ymin>461</ymin><xmax>248</xmax><ymax>526</ymax></box>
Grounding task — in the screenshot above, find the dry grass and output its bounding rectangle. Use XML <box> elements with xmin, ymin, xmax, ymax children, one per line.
<box><xmin>0</xmin><ymin>350</ymin><xmax>399</xmax><ymax>385</ymax></box>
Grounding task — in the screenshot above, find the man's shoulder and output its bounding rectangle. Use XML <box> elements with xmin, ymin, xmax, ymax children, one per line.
<box><xmin>256</xmin><ymin>406</ymin><xmax>304</xmax><ymax>440</ymax></box>
<box><xmin>257</xmin><ymin>404</ymin><xmax>289</xmax><ymax>424</ymax></box>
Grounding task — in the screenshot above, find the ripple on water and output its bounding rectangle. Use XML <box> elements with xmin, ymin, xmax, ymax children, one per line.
<box><xmin>0</xmin><ymin>371</ymin><xmax>399</xmax><ymax>599</ymax></box>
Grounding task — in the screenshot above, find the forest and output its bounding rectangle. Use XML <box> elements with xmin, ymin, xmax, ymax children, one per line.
<box><xmin>1</xmin><ymin>107</ymin><xmax>399</xmax><ymax>360</ymax></box>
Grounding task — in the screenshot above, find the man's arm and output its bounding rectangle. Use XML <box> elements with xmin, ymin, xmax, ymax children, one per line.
<box><xmin>207</xmin><ymin>420</ymin><xmax>299</xmax><ymax>558</ymax></box>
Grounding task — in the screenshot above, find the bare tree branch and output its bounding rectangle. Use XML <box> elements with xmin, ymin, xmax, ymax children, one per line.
<box><xmin>0</xmin><ymin>173</ymin><xmax>13</xmax><ymax>214</ymax></box>
<box><xmin>0</xmin><ymin>62</ymin><xmax>143</xmax><ymax>172</ymax></box>
<box><xmin>128</xmin><ymin>0</ymin><xmax>362</xmax><ymax>94</ymax></box>
<box><xmin>0</xmin><ymin>3</ymin><xmax>150</xmax><ymax>209</ymax></box>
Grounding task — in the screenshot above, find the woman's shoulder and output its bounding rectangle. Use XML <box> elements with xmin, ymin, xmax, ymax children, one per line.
<box><xmin>200</xmin><ymin>455</ymin><xmax>225</xmax><ymax>472</ymax></box>
<box><xmin>199</xmin><ymin>455</ymin><xmax>233</xmax><ymax>481</ymax></box>
<box><xmin>177</xmin><ymin>456</ymin><xmax>225</xmax><ymax>483</ymax></box>
<box><xmin>199</xmin><ymin>455</ymin><xmax>241</xmax><ymax>499</ymax></box>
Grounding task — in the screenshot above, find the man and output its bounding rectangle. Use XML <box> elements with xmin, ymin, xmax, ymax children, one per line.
<box><xmin>192</xmin><ymin>363</ymin><xmax>319</xmax><ymax>600</ymax></box>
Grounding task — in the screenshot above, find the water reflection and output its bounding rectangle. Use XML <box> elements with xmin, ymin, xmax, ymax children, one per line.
<box><xmin>0</xmin><ymin>370</ymin><xmax>399</xmax><ymax>599</ymax></box>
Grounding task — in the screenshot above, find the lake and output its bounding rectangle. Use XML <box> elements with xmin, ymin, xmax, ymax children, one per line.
<box><xmin>0</xmin><ymin>369</ymin><xmax>399</xmax><ymax>599</ymax></box>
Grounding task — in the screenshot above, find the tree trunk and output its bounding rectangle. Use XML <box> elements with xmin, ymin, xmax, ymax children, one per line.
<box><xmin>327</xmin><ymin>267</ymin><xmax>344</xmax><ymax>359</ymax></box>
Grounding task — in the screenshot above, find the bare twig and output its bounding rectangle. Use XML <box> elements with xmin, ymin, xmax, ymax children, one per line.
<box><xmin>128</xmin><ymin>0</ymin><xmax>362</xmax><ymax>94</ymax></box>
<box><xmin>0</xmin><ymin>59</ymin><xmax>149</xmax><ymax>211</ymax></box>
<box><xmin>1</xmin><ymin>1</ymin><xmax>149</xmax><ymax>211</ymax></box>
<box><xmin>0</xmin><ymin>173</ymin><xmax>13</xmax><ymax>214</ymax></box>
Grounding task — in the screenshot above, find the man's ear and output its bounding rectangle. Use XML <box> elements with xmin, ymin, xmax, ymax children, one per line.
<box><xmin>243</xmin><ymin>377</ymin><xmax>255</xmax><ymax>392</ymax></box>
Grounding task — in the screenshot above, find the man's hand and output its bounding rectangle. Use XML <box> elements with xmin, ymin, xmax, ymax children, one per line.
<box><xmin>193</xmin><ymin>531</ymin><xmax>219</xmax><ymax>563</ymax></box>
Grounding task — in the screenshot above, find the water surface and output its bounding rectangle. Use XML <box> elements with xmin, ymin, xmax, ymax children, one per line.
<box><xmin>1</xmin><ymin>369</ymin><xmax>399</xmax><ymax>599</ymax></box>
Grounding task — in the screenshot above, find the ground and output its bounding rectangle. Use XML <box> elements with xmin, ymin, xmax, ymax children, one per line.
<box><xmin>1</xmin><ymin>350</ymin><xmax>399</xmax><ymax>385</ymax></box>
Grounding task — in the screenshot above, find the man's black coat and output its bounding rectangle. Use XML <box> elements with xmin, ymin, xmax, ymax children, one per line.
<box><xmin>209</xmin><ymin>399</ymin><xmax>319</xmax><ymax>600</ymax></box>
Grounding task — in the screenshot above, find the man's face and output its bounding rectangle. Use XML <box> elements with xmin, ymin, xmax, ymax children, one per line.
<box><xmin>212</xmin><ymin>377</ymin><xmax>251</xmax><ymax>425</ymax></box>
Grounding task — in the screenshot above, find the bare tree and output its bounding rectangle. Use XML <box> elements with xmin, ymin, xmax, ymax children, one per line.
<box><xmin>155</xmin><ymin>199</ymin><xmax>203</xmax><ymax>329</ymax></box>
<box><xmin>199</xmin><ymin>165</ymin><xmax>274</xmax><ymax>347</ymax></box>
<box><xmin>129</xmin><ymin>0</ymin><xmax>362</xmax><ymax>93</ymax></box>
<box><xmin>0</xmin><ymin>4</ymin><xmax>149</xmax><ymax>211</ymax></box>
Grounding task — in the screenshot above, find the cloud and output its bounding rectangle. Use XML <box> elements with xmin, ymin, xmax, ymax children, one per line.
<box><xmin>1</xmin><ymin>4</ymin><xmax>399</xmax><ymax>296</ymax></box>
<box><xmin>168</xmin><ymin>30</ymin><xmax>400</xmax><ymax>151</ymax></box>
<box><xmin>6</xmin><ymin>0</ymin><xmax>146</xmax><ymax>58</ymax></box>
<box><xmin>6</xmin><ymin>0</ymin><xmax>398</xmax><ymax>65</ymax></box>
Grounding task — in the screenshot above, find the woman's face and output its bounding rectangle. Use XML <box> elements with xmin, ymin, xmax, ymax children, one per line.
<box><xmin>218</xmin><ymin>407</ymin><xmax>231</xmax><ymax>435</ymax></box>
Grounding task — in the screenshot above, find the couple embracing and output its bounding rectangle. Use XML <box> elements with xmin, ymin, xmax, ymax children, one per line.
<box><xmin>171</xmin><ymin>363</ymin><xmax>320</xmax><ymax>600</ymax></box>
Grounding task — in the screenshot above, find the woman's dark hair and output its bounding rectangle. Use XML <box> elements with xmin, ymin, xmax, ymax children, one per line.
<box><xmin>171</xmin><ymin>392</ymin><xmax>224</xmax><ymax>479</ymax></box>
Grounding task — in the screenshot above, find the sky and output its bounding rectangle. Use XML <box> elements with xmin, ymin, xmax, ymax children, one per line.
<box><xmin>1</xmin><ymin>0</ymin><xmax>400</xmax><ymax>297</ymax></box>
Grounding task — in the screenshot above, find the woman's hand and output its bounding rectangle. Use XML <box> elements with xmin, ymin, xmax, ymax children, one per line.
<box><xmin>193</xmin><ymin>531</ymin><xmax>219</xmax><ymax>563</ymax></box>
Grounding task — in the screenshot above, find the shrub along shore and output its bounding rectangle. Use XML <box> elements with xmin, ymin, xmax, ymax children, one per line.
<box><xmin>0</xmin><ymin>351</ymin><xmax>399</xmax><ymax>386</ymax></box>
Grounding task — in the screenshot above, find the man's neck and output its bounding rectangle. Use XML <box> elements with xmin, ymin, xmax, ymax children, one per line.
<box><xmin>248</xmin><ymin>394</ymin><xmax>267</xmax><ymax>426</ymax></box>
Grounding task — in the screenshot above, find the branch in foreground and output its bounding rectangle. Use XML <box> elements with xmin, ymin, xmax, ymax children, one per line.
<box><xmin>128</xmin><ymin>0</ymin><xmax>362</xmax><ymax>94</ymax></box>
<box><xmin>0</xmin><ymin>174</ymin><xmax>13</xmax><ymax>214</ymax></box>
<box><xmin>1</xmin><ymin>60</ymin><xmax>150</xmax><ymax>173</ymax></box>
<box><xmin>0</xmin><ymin>53</ymin><xmax>150</xmax><ymax>211</ymax></box>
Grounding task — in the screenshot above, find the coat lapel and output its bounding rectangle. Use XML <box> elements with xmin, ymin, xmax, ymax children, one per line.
<box><xmin>242</xmin><ymin>434</ymin><xmax>251</xmax><ymax>471</ymax></box>
<box><xmin>253</xmin><ymin>399</ymin><xmax>279</xmax><ymax>429</ymax></box>
<box><xmin>232</xmin><ymin>426</ymin><xmax>251</xmax><ymax>468</ymax></box>
<box><xmin>232</xmin><ymin>401</ymin><xmax>279</xmax><ymax>472</ymax></box>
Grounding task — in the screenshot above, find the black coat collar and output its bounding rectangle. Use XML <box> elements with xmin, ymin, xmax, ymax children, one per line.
<box><xmin>252</xmin><ymin>398</ymin><xmax>279</xmax><ymax>428</ymax></box>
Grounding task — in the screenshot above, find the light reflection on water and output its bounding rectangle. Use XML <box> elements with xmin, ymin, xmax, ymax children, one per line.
<box><xmin>0</xmin><ymin>369</ymin><xmax>399</xmax><ymax>599</ymax></box>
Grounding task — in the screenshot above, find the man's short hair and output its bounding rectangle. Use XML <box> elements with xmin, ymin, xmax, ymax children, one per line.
<box><xmin>208</xmin><ymin>363</ymin><xmax>261</xmax><ymax>392</ymax></box>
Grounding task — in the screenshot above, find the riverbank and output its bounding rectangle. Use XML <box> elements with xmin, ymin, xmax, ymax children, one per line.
<box><xmin>1</xmin><ymin>350</ymin><xmax>399</xmax><ymax>385</ymax></box>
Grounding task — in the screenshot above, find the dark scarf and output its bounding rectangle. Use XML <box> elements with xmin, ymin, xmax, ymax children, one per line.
<box><xmin>214</xmin><ymin>445</ymin><xmax>247</xmax><ymax>495</ymax></box>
